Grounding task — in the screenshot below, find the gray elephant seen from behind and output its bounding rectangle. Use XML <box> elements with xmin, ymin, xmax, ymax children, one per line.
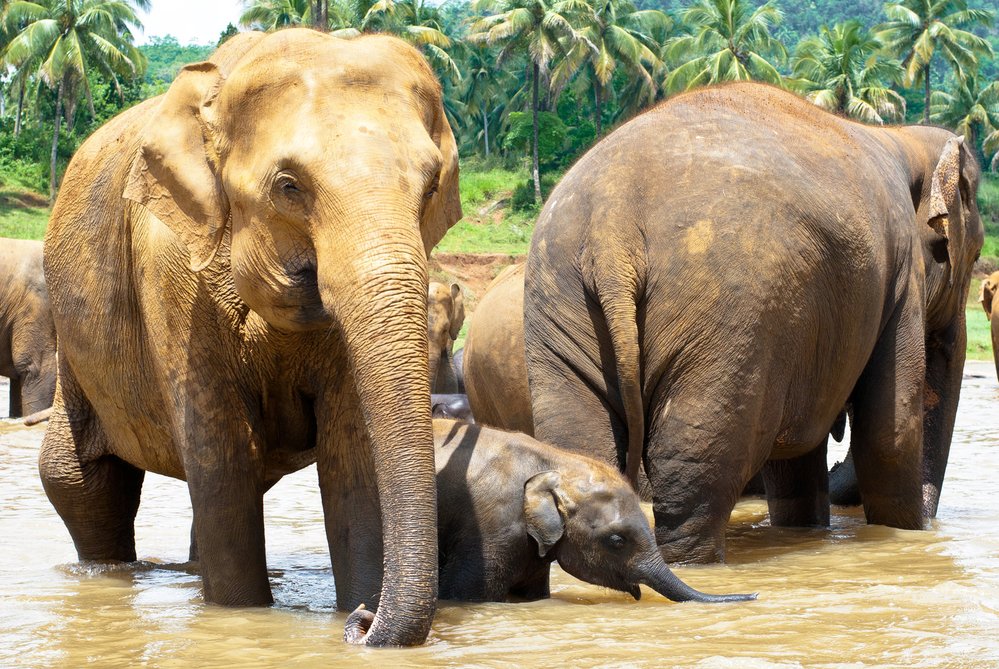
<box><xmin>524</xmin><ymin>82</ymin><xmax>983</xmax><ymax>563</ymax></box>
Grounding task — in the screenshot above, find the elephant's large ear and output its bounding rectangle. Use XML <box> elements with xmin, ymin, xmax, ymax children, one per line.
<box><xmin>981</xmin><ymin>278</ymin><xmax>995</xmax><ymax>318</ymax></box>
<box><xmin>123</xmin><ymin>62</ymin><xmax>228</xmax><ymax>272</ymax></box>
<box><xmin>448</xmin><ymin>283</ymin><xmax>465</xmax><ymax>341</ymax></box>
<box><xmin>927</xmin><ymin>136</ymin><xmax>965</xmax><ymax>285</ymax></box>
<box><xmin>524</xmin><ymin>471</ymin><xmax>568</xmax><ymax>557</ymax></box>
<box><xmin>419</xmin><ymin>105</ymin><xmax>462</xmax><ymax>256</ymax></box>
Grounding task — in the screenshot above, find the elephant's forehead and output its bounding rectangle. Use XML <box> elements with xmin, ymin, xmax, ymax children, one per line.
<box><xmin>221</xmin><ymin>36</ymin><xmax>437</xmax><ymax>118</ymax></box>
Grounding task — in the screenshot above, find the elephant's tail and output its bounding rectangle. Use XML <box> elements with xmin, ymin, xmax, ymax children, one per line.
<box><xmin>591</xmin><ymin>269</ymin><xmax>645</xmax><ymax>491</ymax></box>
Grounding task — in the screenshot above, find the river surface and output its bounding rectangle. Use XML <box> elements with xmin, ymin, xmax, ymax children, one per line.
<box><xmin>1</xmin><ymin>365</ymin><xmax>998</xmax><ymax>668</ymax></box>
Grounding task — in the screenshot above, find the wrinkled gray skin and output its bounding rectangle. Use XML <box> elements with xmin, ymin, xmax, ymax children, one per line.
<box><xmin>431</xmin><ymin>394</ymin><xmax>474</xmax><ymax>421</ymax></box>
<box><xmin>428</xmin><ymin>281</ymin><xmax>465</xmax><ymax>393</ymax></box>
<box><xmin>0</xmin><ymin>238</ymin><xmax>56</xmax><ymax>418</ymax></box>
<box><xmin>464</xmin><ymin>264</ymin><xmax>534</xmax><ymax>435</ymax></box>
<box><xmin>432</xmin><ymin>420</ymin><xmax>754</xmax><ymax>603</ymax></box>
<box><xmin>524</xmin><ymin>83</ymin><xmax>983</xmax><ymax>563</ymax></box>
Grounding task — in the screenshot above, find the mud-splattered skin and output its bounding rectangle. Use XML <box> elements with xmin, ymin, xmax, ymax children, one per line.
<box><xmin>464</xmin><ymin>264</ymin><xmax>534</xmax><ymax>435</ymax></box>
<box><xmin>0</xmin><ymin>238</ymin><xmax>56</xmax><ymax>417</ymax></box>
<box><xmin>524</xmin><ymin>82</ymin><xmax>983</xmax><ymax>563</ymax></box>
<box><xmin>432</xmin><ymin>420</ymin><xmax>754</xmax><ymax>604</ymax></box>
<box><xmin>40</xmin><ymin>30</ymin><xmax>462</xmax><ymax>647</ymax></box>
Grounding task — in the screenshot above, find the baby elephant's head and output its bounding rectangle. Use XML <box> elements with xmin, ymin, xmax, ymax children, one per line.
<box><xmin>523</xmin><ymin>465</ymin><xmax>755</xmax><ymax>604</ymax></box>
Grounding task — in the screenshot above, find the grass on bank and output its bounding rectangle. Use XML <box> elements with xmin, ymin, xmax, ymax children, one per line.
<box><xmin>435</xmin><ymin>162</ymin><xmax>555</xmax><ymax>255</ymax></box>
<box><xmin>0</xmin><ymin>189</ymin><xmax>49</xmax><ymax>240</ymax></box>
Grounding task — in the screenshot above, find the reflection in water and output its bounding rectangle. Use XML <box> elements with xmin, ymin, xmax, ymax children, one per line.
<box><xmin>2</xmin><ymin>365</ymin><xmax>998</xmax><ymax>667</ymax></box>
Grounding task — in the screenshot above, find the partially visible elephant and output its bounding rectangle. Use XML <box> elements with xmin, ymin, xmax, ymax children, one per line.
<box><xmin>428</xmin><ymin>281</ymin><xmax>465</xmax><ymax>393</ymax></box>
<box><xmin>385</xmin><ymin>420</ymin><xmax>759</xmax><ymax>608</ymax></box>
<box><xmin>40</xmin><ymin>30</ymin><xmax>461</xmax><ymax>647</ymax></box>
<box><xmin>430</xmin><ymin>393</ymin><xmax>474</xmax><ymax>421</ymax></box>
<box><xmin>979</xmin><ymin>271</ymin><xmax>999</xmax><ymax>381</ymax></box>
<box><xmin>464</xmin><ymin>263</ymin><xmax>534</xmax><ymax>435</ymax></box>
<box><xmin>524</xmin><ymin>83</ymin><xmax>983</xmax><ymax>563</ymax></box>
<box><xmin>0</xmin><ymin>238</ymin><xmax>56</xmax><ymax>418</ymax></box>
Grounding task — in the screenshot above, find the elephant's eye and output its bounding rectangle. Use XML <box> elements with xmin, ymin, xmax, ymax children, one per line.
<box><xmin>277</xmin><ymin>174</ymin><xmax>302</xmax><ymax>195</ymax></box>
<box><xmin>605</xmin><ymin>534</ymin><xmax>626</xmax><ymax>550</ymax></box>
<box><xmin>423</xmin><ymin>182</ymin><xmax>438</xmax><ymax>201</ymax></box>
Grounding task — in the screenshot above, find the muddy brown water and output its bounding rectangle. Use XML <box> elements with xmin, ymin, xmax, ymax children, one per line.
<box><xmin>2</xmin><ymin>366</ymin><xmax>998</xmax><ymax>668</ymax></box>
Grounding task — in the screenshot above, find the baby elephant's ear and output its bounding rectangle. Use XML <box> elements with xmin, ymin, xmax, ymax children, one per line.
<box><xmin>524</xmin><ymin>471</ymin><xmax>566</xmax><ymax>557</ymax></box>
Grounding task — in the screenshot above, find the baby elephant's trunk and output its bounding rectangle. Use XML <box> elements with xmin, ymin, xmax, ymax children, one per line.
<box><xmin>637</xmin><ymin>559</ymin><xmax>757</xmax><ymax>603</ymax></box>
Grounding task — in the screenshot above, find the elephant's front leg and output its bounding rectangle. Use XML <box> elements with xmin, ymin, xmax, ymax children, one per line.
<box><xmin>762</xmin><ymin>438</ymin><xmax>830</xmax><ymax>527</ymax></box>
<box><xmin>180</xmin><ymin>392</ymin><xmax>271</xmax><ymax>606</ymax></box>
<box><xmin>921</xmin><ymin>316</ymin><xmax>966</xmax><ymax>518</ymax></box>
<box><xmin>317</xmin><ymin>382</ymin><xmax>385</xmax><ymax>612</ymax></box>
<box><xmin>849</xmin><ymin>293</ymin><xmax>925</xmax><ymax>530</ymax></box>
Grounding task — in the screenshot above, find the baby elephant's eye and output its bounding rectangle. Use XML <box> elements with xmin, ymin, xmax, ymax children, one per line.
<box><xmin>605</xmin><ymin>534</ymin><xmax>626</xmax><ymax>550</ymax></box>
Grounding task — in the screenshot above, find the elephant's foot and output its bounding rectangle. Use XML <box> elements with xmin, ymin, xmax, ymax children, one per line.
<box><xmin>653</xmin><ymin>522</ymin><xmax>725</xmax><ymax>564</ymax></box>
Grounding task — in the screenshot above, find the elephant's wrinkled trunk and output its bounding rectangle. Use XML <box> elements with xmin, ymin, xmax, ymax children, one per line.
<box><xmin>318</xmin><ymin>222</ymin><xmax>438</xmax><ymax>647</ymax></box>
<box><xmin>636</xmin><ymin>557</ymin><xmax>757</xmax><ymax>604</ymax></box>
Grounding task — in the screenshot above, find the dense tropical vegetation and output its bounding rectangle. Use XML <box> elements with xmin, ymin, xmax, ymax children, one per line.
<box><xmin>1</xmin><ymin>0</ymin><xmax>998</xmax><ymax>356</ymax></box>
<box><xmin>1</xmin><ymin>0</ymin><xmax>997</xmax><ymax>202</ymax></box>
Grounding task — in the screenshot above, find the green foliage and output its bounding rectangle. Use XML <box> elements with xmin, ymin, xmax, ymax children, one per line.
<box><xmin>504</xmin><ymin>111</ymin><xmax>567</xmax><ymax>168</ymax></box>
<box><xmin>140</xmin><ymin>36</ymin><xmax>214</xmax><ymax>95</ymax></box>
<box><xmin>0</xmin><ymin>188</ymin><xmax>48</xmax><ymax>239</ymax></box>
<box><xmin>790</xmin><ymin>20</ymin><xmax>905</xmax><ymax>123</ymax></box>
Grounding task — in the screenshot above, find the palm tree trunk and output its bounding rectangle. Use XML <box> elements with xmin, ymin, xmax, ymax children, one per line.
<box><xmin>483</xmin><ymin>107</ymin><xmax>490</xmax><ymax>158</ymax></box>
<box><xmin>532</xmin><ymin>61</ymin><xmax>542</xmax><ymax>203</ymax></box>
<box><xmin>14</xmin><ymin>79</ymin><xmax>25</xmax><ymax>138</ymax></box>
<box><xmin>923</xmin><ymin>63</ymin><xmax>931</xmax><ymax>124</ymax></box>
<box><xmin>594</xmin><ymin>82</ymin><xmax>603</xmax><ymax>137</ymax></box>
<box><xmin>50</xmin><ymin>80</ymin><xmax>65</xmax><ymax>203</ymax></box>
<box><xmin>86</xmin><ymin>84</ymin><xmax>96</xmax><ymax>120</ymax></box>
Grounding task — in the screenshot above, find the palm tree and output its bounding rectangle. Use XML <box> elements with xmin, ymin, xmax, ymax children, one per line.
<box><xmin>664</xmin><ymin>0</ymin><xmax>786</xmax><ymax>94</ymax></box>
<box><xmin>550</xmin><ymin>0</ymin><xmax>668</xmax><ymax>137</ymax></box>
<box><xmin>930</xmin><ymin>76</ymin><xmax>999</xmax><ymax>170</ymax></box>
<box><xmin>878</xmin><ymin>0</ymin><xmax>994</xmax><ymax>123</ymax></box>
<box><xmin>239</xmin><ymin>0</ymin><xmax>311</xmax><ymax>30</ymax></box>
<box><xmin>1</xmin><ymin>0</ymin><xmax>148</xmax><ymax>200</ymax></box>
<box><xmin>460</xmin><ymin>43</ymin><xmax>511</xmax><ymax>157</ymax></box>
<box><xmin>362</xmin><ymin>0</ymin><xmax>459</xmax><ymax>81</ymax></box>
<box><xmin>470</xmin><ymin>0</ymin><xmax>586</xmax><ymax>201</ymax></box>
<box><xmin>791</xmin><ymin>20</ymin><xmax>906</xmax><ymax>124</ymax></box>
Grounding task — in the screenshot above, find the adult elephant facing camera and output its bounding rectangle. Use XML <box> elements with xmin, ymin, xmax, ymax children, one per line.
<box><xmin>524</xmin><ymin>82</ymin><xmax>982</xmax><ymax>564</ymax></box>
<box><xmin>40</xmin><ymin>30</ymin><xmax>460</xmax><ymax>647</ymax></box>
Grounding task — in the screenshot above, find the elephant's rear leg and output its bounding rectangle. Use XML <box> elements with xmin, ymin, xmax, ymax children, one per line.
<box><xmin>644</xmin><ymin>390</ymin><xmax>768</xmax><ymax>564</ymax></box>
<box><xmin>762</xmin><ymin>438</ymin><xmax>830</xmax><ymax>527</ymax></box>
<box><xmin>39</xmin><ymin>373</ymin><xmax>144</xmax><ymax>562</ymax></box>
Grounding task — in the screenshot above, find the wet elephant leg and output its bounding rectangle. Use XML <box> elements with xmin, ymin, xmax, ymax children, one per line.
<box><xmin>39</xmin><ymin>370</ymin><xmax>143</xmax><ymax>561</ymax></box>
<box><xmin>318</xmin><ymin>380</ymin><xmax>385</xmax><ymax>612</ymax></box>
<box><xmin>9</xmin><ymin>377</ymin><xmax>23</xmax><ymax>418</ymax></box>
<box><xmin>849</xmin><ymin>294</ymin><xmax>925</xmax><ymax>530</ymax></box>
<box><xmin>762</xmin><ymin>438</ymin><xmax>830</xmax><ymax>527</ymax></box>
<box><xmin>644</xmin><ymin>386</ymin><xmax>768</xmax><ymax>565</ymax></box>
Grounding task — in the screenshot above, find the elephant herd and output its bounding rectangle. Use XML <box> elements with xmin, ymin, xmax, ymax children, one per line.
<box><xmin>0</xmin><ymin>27</ymin><xmax>990</xmax><ymax>648</ymax></box>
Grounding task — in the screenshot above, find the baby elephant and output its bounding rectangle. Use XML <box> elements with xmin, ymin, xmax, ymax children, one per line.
<box><xmin>432</xmin><ymin>420</ymin><xmax>756</xmax><ymax>603</ymax></box>
<box><xmin>347</xmin><ymin>420</ymin><xmax>754</xmax><ymax>637</ymax></box>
